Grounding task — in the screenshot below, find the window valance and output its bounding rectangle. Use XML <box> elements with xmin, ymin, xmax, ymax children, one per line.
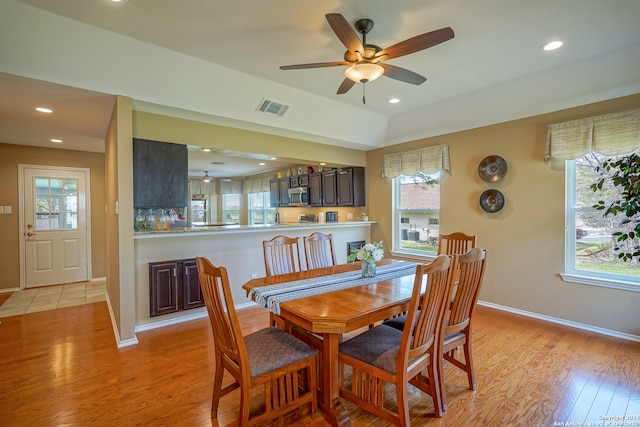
<box><xmin>545</xmin><ymin>108</ymin><xmax>640</xmax><ymax>161</ymax></box>
<box><xmin>218</xmin><ymin>180</ymin><xmax>243</xmax><ymax>194</ymax></box>
<box><xmin>242</xmin><ymin>177</ymin><xmax>271</xmax><ymax>194</ymax></box>
<box><xmin>382</xmin><ymin>144</ymin><xmax>450</xmax><ymax>178</ymax></box>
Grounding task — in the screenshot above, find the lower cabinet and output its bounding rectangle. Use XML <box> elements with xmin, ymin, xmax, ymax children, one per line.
<box><xmin>149</xmin><ymin>258</ymin><xmax>204</xmax><ymax>317</ymax></box>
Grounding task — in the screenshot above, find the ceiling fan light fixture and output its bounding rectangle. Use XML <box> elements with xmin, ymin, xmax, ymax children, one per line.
<box><xmin>344</xmin><ymin>63</ymin><xmax>384</xmax><ymax>83</ymax></box>
<box><xmin>202</xmin><ymin>171</ymin><xmax>211</xmax><ymax>183</ymax></box>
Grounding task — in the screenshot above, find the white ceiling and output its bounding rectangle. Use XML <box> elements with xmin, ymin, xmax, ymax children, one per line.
<box><xmin>1</xmin><ymin>0</ymin><xmax>639</xmax><ymax>177</ymax></box>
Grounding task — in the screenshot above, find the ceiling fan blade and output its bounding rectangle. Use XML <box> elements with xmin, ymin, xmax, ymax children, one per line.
<box><xmin>280</xmin><ymin>61</ymin><xmax>349</xmax><ymax>70</ymax></box>
<box><xmin>377</xmin><ymin>27</ymin><xmax>454</xmax><ymax>61</ymax></box>
<box><xmin>380</xmin><ymin>63</ymin><xmax>427</xmax><ymax>85</ymax></box>
<box><xmin>337</xmin><ymin>78</ymin><xmax>356</xmax><ymax>94</ymax></box>
<box><xmin>325</xmin><ymin>13</ymin><xmax>364</xmax><ymax>54</ymax></box>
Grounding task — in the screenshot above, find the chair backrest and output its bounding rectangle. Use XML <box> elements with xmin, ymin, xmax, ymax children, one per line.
<box><xmin>303</xmin><ymin>232</ymin><xmax>337</xmax><ymax>270</ymax></box>
<box><xmin>399</xmin><ymin>254</ymin><xmax>455</xmax><ymax>371</ymax></box>
<box><xmin>437</xmin><ymin>232</ymin><xmax>477</xmax><ymax>255</ymax></box>
<box><xmin>196</xmin><ymin>257</ymin><xmax>248</xmax><ymax>377</ymax></box>
<box><xmin>446</xmin><ymin>248</ymin><xmax>487</xmax><ymax>334</ymax></box>
<box><xmin>263</xmin><ymin>235</ymin><xmax>302</xmax><ymax>276</ymax></box>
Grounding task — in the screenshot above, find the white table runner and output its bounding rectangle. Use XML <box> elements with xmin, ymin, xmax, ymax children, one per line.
<box><xmin>250</xmin><ymin>261</ymin><xmax>418</xmax><ymax>315</ymax></box>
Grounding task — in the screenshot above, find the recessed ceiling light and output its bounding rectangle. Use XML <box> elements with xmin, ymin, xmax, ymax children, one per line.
<box><xmin>388</xmin><ymin>98</ymin><xmax>400</xmax><ymax>104</ymax></box>
<box><xmin>202</xmin><ymin>148</ymin><xmax>211</xmax><ymax>152</ymax></box>
<box><xmin>543</xmin><ymin>40</ymin><xmax>563</xmax><ymax>51</ymax></box>
<box><xmin>269</xmin><ymin>156</ymin><xmax>277</xmax><ymax>160</ymax></box>
<box><xmin>258</xmin><ymin>162</ymin><xmax>266</xmax><ymax>166</ymax></box>
<box><xmin>51</xmin><ymin>139</ymin><xmax>63</xmax><ymax>143</ymax></box>
<box><xmin>36</xmin><ymin>107</ymin><xmax>53</xmax><ymax>113</ymax></box>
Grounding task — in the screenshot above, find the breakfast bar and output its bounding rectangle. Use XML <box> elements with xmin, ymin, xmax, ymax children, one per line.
<box><xmin>133</xmin><ymin>221</ymin><xmax>375</xmax><ymax>329</ymax></box>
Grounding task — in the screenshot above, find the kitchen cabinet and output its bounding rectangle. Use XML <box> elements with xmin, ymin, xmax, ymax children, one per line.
<box><xmin>149</xmin><ymin>258</ymin><xmax>204</xmax><ymax>317</ymax></box>
<box><xmin>134</xmin><ymin>138</ymin><xmax>188</xmax><ymax>208</ymax></box>
<box><xmin>321</xmin><ymin>170</ymin><xmax>338</xmax><ymax>206</ymax></box>
<box><xmin>269</xmin><ymin>167</ymin><xmax>365</xmax><ymax>207</ymax></box>
<box><xmin>269</xmin><ymin>177</ymin><xmax>292</xmax><ymax>207</ymax></box>
<box><xmin>308</xmin><ymin>172</ymin><xmax>323</xmax><ymax>206</ymax></box>
<box><xmin>337</xmin><ymin>167</ymin><xmax>366</xmax><ymax>206</ymax></box>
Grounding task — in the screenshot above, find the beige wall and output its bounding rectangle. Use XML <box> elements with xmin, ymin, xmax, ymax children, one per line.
<box><xmin>132</xmin><ymin>111</ymin><xmax>366</xmax><ymax>168</ymax></box>
<box><xmin>366</xmin><ymin>93</ymin><xmax>640</xmax><ymax>337</ymax></box>
<box><xmin>0</xmin><ymin>143</ymin><xmax>106</xmax><ymax>290</ymax></box>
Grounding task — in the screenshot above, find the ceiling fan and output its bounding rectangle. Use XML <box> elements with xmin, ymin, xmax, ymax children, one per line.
<box><xmin>280</xmin><ymin>13</ymin><xmax>455</xmax><ymax>103</ymax></box>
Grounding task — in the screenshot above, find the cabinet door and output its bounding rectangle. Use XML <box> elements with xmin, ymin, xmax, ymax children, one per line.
<box><xmin>308</xmin><ymin>173</ymin><xmax>323</xmax><ymax>206</ymax></box>
<box><xmin>322</xmin><ymin>170</ymin><xmax>338</xmax><ymax>206</ymax></box>
<box><xmin>278</xmin><ymin>177</ymin><xmax>291</xmax><ymax>206</ymax></box>
<box><xmin>337</xmin><ymin>168</ymin><xmax>354</xmax><ymax>206</ymax></box>
<box><xmin>149</xmin><ymin>261</ymin><xmax>179</xmax><ymax>317</ymax></box>
<box><xmin>182</xmin><ymin>259</ymin><xmax>204</xmax><ymax>310</ymax></box>
<box><xmin>269</xmin><ymin>179</ymin><xmax>279</xmax><ymax>207</ymax></box>
<box><xmin>133</xmin><ymin>138</ymin><xmax>188</xmax><ymax>208</ymax></box>
<box><xmin>337</xmin><ymin>167</ymin><xmax>366</xmax><ymax>207</ymax></box>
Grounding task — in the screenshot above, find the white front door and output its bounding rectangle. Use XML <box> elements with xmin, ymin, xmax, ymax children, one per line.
<box><xmin>21</xmin><ymin>166</ymin><xmax>90</xmax><ymax>288</ymax></box>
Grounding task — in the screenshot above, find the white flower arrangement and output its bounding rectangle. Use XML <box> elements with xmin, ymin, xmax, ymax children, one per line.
<box><xmin>347</xmin><ymin>241</ymin><xmax>385</xmax><ymax>264</ymax></box>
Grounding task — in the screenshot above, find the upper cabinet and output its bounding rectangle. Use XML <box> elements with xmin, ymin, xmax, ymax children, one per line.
<box><xmin>337</xmin><ymin>167</ymin><xmax>365</xmax><ymax>207</ymax></box>
<box><xmin>133</xmin><ymin>138</ymin><xmax>188</xmax><ymax>208</ymax></box>
<box><xmin>270</xmin><ymin>167</ymin><xmax>365</xmax><ymax>207</ymax></box>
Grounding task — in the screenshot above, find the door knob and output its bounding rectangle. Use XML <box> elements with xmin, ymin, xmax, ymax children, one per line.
<box><xmin>26</xmin><ymin>231</ymin><xmax>36</xmax><ymax>237</ymax></box>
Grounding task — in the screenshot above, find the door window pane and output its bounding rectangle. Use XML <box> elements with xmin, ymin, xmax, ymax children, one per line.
<box><xmin>34</xmin><ymin>177</ymin><xmax>78</xmax><ymax>230</ymax></box>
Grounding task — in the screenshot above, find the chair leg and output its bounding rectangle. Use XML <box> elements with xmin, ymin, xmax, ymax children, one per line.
<box><xmin>463</xmin><ymin>340</ymin><xmax>476</xmax><ymax>390</ymax></box>
<box><xmin>396</xmin><ymin>379</ymin><xmax>411</xmax><ymax>427</ymax></box>
<box><xmin>239</xmin><ymin>383</ymin><xmax>252</xmax><ymax>425</ymax></box>
<box><xmin>210</xmin><ymin>356</ymin><xmax>224</xmax><ymax>417</ymax></box>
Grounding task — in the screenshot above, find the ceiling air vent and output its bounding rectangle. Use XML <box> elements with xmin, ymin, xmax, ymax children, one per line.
<box><xmin>256</xmin><ymin>98</ymin><xmax>289</xmax><ymax>117</ymax></box>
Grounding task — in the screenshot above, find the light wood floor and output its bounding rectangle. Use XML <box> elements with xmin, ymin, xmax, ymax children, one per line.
<box><xmin>0</xmin><ymin>301</ymin><xmax>638</xmax><ymax>426</ymax></box>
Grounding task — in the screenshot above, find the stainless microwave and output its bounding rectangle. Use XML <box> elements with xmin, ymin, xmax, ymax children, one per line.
<box><xmin>288</xmin><ymin>187</ymin><xmax>309</xmax><ymax>206</ymax></box>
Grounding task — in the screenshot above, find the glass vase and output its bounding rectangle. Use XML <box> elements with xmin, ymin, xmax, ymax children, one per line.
<box><xmin>361</xmin><ymin>261</ymin><xmax>376</xmax><ymax>278</ymax></box>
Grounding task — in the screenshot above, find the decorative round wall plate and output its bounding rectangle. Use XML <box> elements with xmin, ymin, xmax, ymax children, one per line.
<box><xmin>478</xmin><ymin>155</ymin><xmax>507</xmax><ymax>183</ymax></box>
<box><xmin>480</xmin><ymin>189</ymin><xmax>505</xmax><ymax>213</ymax></box>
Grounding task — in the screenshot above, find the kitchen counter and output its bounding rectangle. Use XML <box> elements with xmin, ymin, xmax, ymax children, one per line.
<box><xmin>134</xmin><ymin>221</ymin><xmax>376</xmax><ymax>239</ymax></box>
<box><xmin>134</xmin><ymin>220</ymin><xmax>375</xmax><ymax>329</ymax></box>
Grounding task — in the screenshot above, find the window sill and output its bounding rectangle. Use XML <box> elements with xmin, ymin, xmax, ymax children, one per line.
<box><xmin>390</xmin><ymin>250</ymin><xmax>437</xmax><ymax>263</ymax></box>
<box><xmin>561</xmin><ymin>273</ymin><xmax>640</xmax><ymax>292</ymax></box>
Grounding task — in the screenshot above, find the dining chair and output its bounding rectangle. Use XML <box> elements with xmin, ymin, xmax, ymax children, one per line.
<box><xmin>196</xmin><ymin>257</ymin><xmax>318</xmax><ymax>426</ymax></box>
<box><xmin>437</xmin><ymin>231</ymin><xmax>477</xmax><ymax>255</ymax></box>
<box><xmin>303</xmin><ymin>232</ymin><xmax>337</xmax><ymax>269</ymax></box>
<box><xmin>262</xmin><ymin>235</ymin><xmax>303</xmax><ymax>276</ymax></box>
<box><xmin>338</xmin><ymin>254</ymin><xmax>455</xmax><ymax>424</ymax></box>
<box><xmin>263</xmin><ymin>235</ymin><xmax>303</xmax><ymax>329</ymax></box>
<box><xmin>383</xmin><ymin>248</ymin><xmax>488</xmax><ymax>411</ymax></box>
<box><xmin>441</xmin><ymin>247</ymin><xmax>487</xmax><ymax>406</ymax></box>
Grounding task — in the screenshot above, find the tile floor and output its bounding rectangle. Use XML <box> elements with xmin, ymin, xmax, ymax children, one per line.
<box><xmin>0</xmin><ymin>279</ymin><xmax>106</xmax><ymax>318</ymax></box>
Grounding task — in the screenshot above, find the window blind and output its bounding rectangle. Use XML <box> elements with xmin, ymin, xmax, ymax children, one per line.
<box><xmin>242</xmin><ymin>177</ymin><xmax>271</xmax><ymax>194</ymax></box>
<box><xmin>545</xmin><ymin>108</ymin><xmax>640</xmax><ymax>160</ymax></box>
<box><xmin>382</xmin><ymin>144</ymin><xmax>450</xmax><ymax>178</ymax></box>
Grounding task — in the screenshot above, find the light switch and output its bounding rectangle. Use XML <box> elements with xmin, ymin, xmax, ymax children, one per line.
<box><xmin>3</xmin><ymin>206</ymin><xmax>11</xmax><ymax>214</ymax></box>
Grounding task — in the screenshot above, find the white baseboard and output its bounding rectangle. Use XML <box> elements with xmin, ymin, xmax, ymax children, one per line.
<box><xmin>478</xmin><ymin>300</ymin><xmax>640</xmax><ymax>343</ymax></box>
<box><xmin>135</xmin><ymin>309</ymin><xmax>209</xmax><ymax>333</ymax></box>
<box><xmin>105</xmin><ymin>294</ymin><xmax>139</xmax><ymax>348</ymax></box>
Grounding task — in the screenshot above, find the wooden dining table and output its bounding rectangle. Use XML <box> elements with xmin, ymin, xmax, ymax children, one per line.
<box><xmin>242</xmin><ymin>259</ymin><xmax>418</xmax><ymax>427</ymax></box>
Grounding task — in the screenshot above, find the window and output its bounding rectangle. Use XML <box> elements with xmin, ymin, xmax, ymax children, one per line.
<box><xmin>392</xmin><ymin>173</ymin><xmax>441</xmax><ymax>257</ymax></box>
<box><xmin>248</xmin><ymin>191</ymin><xmax>276</xmax><ymax>225</ymax></box>
<box><xmin>34</xmin><ymin>177</ymin><xmax>78</xmax><ymax>230</ymax></box>
<box><xmin>565</xmin><ymin>151</ymin><xmax>639</xmax><ymax>289</ymax></box>
<box><xmin>222</xmin><ymin>193</ymin><xmax>240</xmax><ymax>224</ymax></box>
<box><xmin>191</xmin><ymin>197</ymin><xmax>207</xmax><ymax>224</ymax></box>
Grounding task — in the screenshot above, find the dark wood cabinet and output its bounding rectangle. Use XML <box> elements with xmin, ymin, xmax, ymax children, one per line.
<box><xmin>308</xmin><ymin>172</ymin><xmax>323</xmax><ymax>206</ymax></box>
<box><xmin>149</xmin><ymin>258</ymin><xmax>204</xmax><ymax>317</ymax></box>
<box><xmin>321</xmin><ymin>170</ymin><xmax>338</xmax><ymax>206</ymax></box>
<box><xmin>269</xmin><ymin>167</ymin><xmax>365</xmax><ymax>208</ymax></box>
<box><xmin>278</xmin><ymin>177</ymin><xmax>291</xmax><ymax>206</ymax></box>
<box><xmin>337</xmin><ymin>167</ymin><xmax>366</xmax><ymax>207</ymax></box>
<box><xmin>182</xmin><ymin>259</ymin><xmax>204</xmax><ymax>310</ymax></box>
<box><xmin>269</xmin><ymin>177</ymin><xmax>292</xmax><ymax>207</ymax></box>
<box><xmin>133</xmin><ymin>138</ymin><xmax>188</xmax><ymax>208</ymax></box>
